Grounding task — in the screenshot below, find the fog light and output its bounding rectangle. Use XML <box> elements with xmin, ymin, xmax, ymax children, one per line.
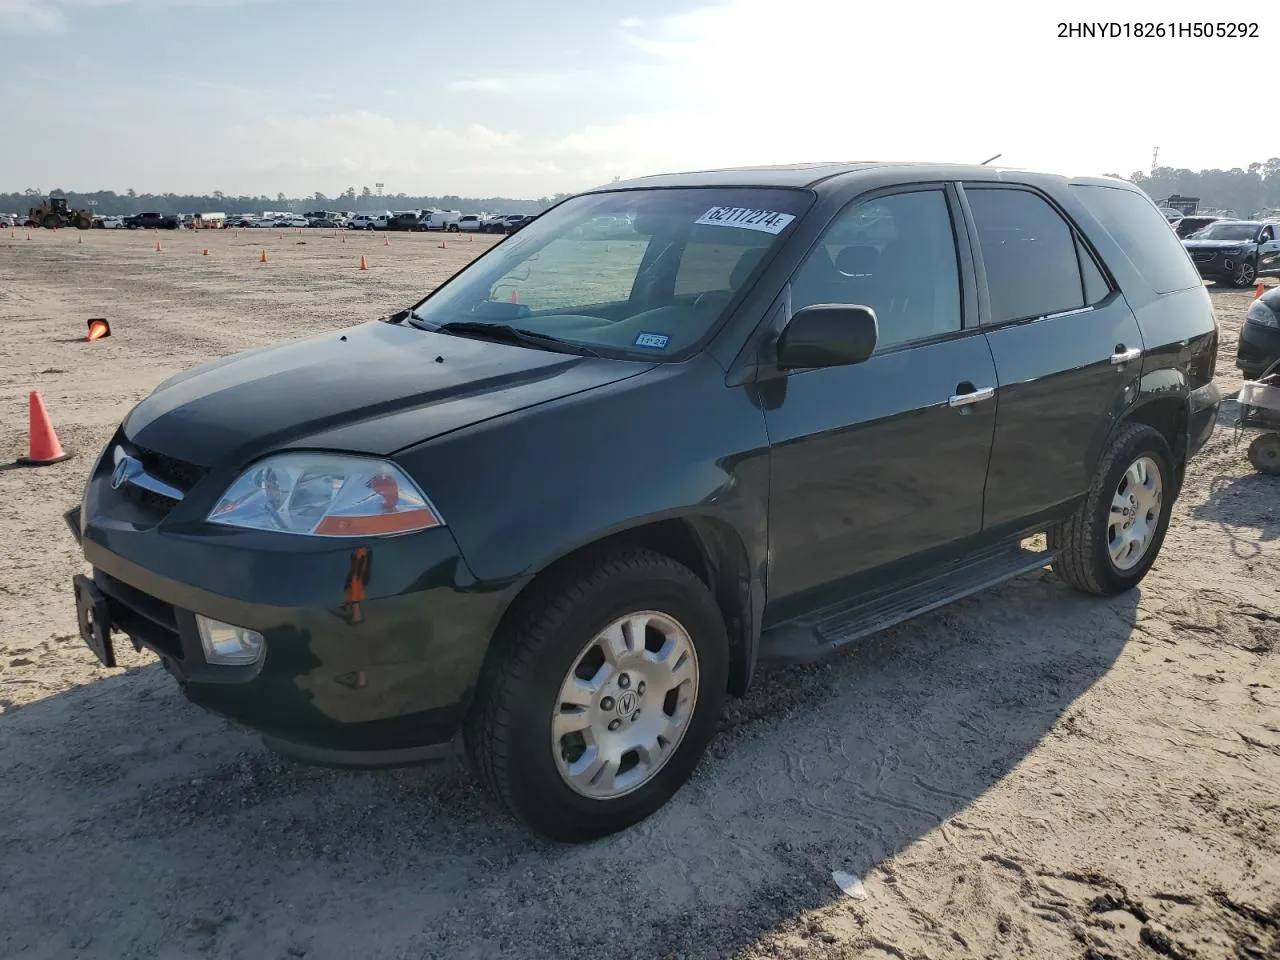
<box><xmin>196</xmin><ymin>615</ymin><xmax>265</xmax><ymax>665</ymax></box>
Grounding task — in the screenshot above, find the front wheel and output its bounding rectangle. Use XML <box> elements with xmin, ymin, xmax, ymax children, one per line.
<box><xmin>1049</xmin><ymin>423</ymin><xmax>1175</xmax><ymax>595</ymax></box>
<box><xmin>1230</xmin><ymin>258</ymin><xmax>1258</xmax><ymax>288</ymax></box>
<box><xmin>465</xmin><ymin>548</ymin><xmax>728</xmax><ymax>842</ymax></box>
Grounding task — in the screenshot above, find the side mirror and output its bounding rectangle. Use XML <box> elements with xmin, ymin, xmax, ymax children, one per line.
<box><xmin>776</xmin><ymin>303</ymin><xmax>879</xmax><ymax>369</ymax></box>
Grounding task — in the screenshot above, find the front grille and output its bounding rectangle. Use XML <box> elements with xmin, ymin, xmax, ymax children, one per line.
<box><xmin>1191</xmin><ymin>252</ymin><xmax>1217</xmax><ymax>263</ymax></box>
<box><xmin>113</xmin><ymin>440</ymin><xmax>206</xmax><ymax>519</ymax></box>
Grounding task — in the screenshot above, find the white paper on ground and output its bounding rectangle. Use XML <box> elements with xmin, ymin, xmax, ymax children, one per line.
<box><xmin>832</xmin><ymin>870</ymin><xmax>868</xmax><ymax>900</ymax></box>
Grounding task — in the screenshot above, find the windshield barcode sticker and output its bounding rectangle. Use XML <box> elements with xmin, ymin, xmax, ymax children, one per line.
<box><xmin>695</xmin><ymin>207</ymin><xmax>795</xmax><ymax>235</ymax></box>
<box><xmin>634</xmin><ymin>332</ymin><xmax>670</xmax><ymax>349</ymax></box>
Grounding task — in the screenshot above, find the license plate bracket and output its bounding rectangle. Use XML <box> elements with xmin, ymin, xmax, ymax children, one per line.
<box><xmin>73</xmin><ymin>574</ymin><xmax>116</xmax><ymax>668</ymax></box>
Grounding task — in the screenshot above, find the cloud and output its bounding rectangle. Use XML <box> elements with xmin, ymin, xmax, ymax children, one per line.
<box><xmin>0</xmin><ymin>0</ymin><xmax>270</xmax><ymax>32</ymax></box>
<box><xmin>445</xmin><ymin>77</ymin><xmax>509</xmax><ymax>94</ymax></box>
<box><xmin>618</xmin><ymin>15</ymin><xmax>641</xmax><ymax>28</ymax></box>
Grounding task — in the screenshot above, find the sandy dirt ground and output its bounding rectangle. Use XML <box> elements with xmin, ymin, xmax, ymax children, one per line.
<box><xmin>1</xmin><ymin>228</ymin><xmax>1277</xmax><ymax>960</ymax></box>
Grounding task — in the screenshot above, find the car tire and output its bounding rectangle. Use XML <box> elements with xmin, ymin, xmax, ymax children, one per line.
<box><xmin>1048</xmin><ymin>422</ymin><xmax>1175</xmax><ymax>596</ymax></box>
<box><xmin>1230</xmin><ymin>259</ymin><xmax>1258</xmax><ymax>288</ymax></box>
<box><xmin>465</xmin><ymin>547</ymin><xmax>729</xmax><ymax>842</ymax></box>
<box><xmin>1248</xmin><ymin>433</ymin><xmax>1280</xmax><ymax>476</ymax></box>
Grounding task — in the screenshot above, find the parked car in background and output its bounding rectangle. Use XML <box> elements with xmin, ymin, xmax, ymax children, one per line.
<box><xmin>274</xmin><ymin>216</ymin><xmax>309</xmax><ymax>228</ymax></box>
<box><xmin>226</xmin><ymin>216</ymin><xmax>256</xmax><ymax>228</ymax></box>
<box><xmin>1172</xmin><ymin>215</ymin><xmax>1221</xmax><ymax>239</ymax></box>
<box><xmin>307</xmin><ymin>218</ymin><xmax>343</xmax><ymax>228</ymax></box>
<box><xmin>0</xmin><ymin>214</ymin><xmax>16</xmax><ymax>228</ymax></box>
<box><xmin>93</xmin><ymin>215</ymin><xmax>126</xmax><ymax>229</ymax></box>
<box><xmin>1238</xmin><ymin>284</ymin><xmax>1280</xmax><ymax>379</ymax></box>
<box><xmin>65</xmin><ymin>162</ymin><xmax>1222</xmax><ymax>842</ymax></box>
<box><xmin>386</xmin><ymin>211</ymin><xmax>424</xmax><ymax>231</ymax></box>
<box><xmin>124</xmin><ymin>212</ymin><xmax>179</xmax><ymax>230</ymax></box>
<box><xmin>419</xmin><ymin>209</ymin><xmax>462</xmax><ymax>232</ymax></box>
<box><xmin>349</xmin><ymin>213</ymin><xmax>390</xmax><ymax>231</ymax></box>
<box><xmin>1183</xmin><ymin>219</ymin><xmax>1280</xmax><ymax>288</ymax></box>
<box><xmin>481</xmin><ymin>213</ymin><xmax>509</xmax><ymax>233</ymax></box>
<box><xmin>503</xmin><ymin>214</ymin><xmax>536</xmax><ymax>233</ymax></box>
<box><xmin>456</xmin><ymin>214</ymin><xmax>484</xmax><ymax>232</ymax></box>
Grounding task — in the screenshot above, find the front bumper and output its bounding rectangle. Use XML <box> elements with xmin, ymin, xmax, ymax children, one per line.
<box><xmin>68</xmin><ymin>442</ymin><xmax>508</xmax><ymax>767</ymax></box>
<box><xmin>1237</xmin><ymin>319</ymin><xmax>1280</xmax><ymax>379</ymax></box>
<box><xmin>1188</xmin><ymin>250</ymin><xmax>1245</xmax><ymax>280</ymax></box>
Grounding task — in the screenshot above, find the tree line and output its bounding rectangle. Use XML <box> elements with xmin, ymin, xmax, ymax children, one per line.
<box><xmin>1108</xmin><ymin>157</ymin><xmax>1280</xmax><ymax>217</ymax></box>
<box><xmin>5</xmin><ymin>160</ymin><xmax>1280</xmax><ymax>219</ymax></box>
<box><xmin>0</xmin><ymin>186</ymin><xmax>572</xmax><ymax>217</ymax></box>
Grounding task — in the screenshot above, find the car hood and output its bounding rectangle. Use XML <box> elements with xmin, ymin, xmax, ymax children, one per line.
<box><xmin>1183</xmin><ymin>239</ymin><xmax>1252</xmax><ymax>250</ymax></box>
<box><xmin>122</xmin><ymin>320</ymin><xmax>655</xmax><ymax>468</ymax></box>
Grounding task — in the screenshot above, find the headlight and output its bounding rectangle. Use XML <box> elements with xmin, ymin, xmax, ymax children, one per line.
<box><xmin>208</xmin><ymin>453</ymin><xmax>443</xmax><ymax>537</ymax></box>
<box><xmin>1247</xmin><ymin>299</ymin><xmax>1280</xmax><ymax>328</ymax></box>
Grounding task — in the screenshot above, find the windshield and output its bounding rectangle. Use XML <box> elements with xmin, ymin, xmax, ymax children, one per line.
<box><xmin>1190</xmin><ymin>221</ymin><xmax>1259</xmax><ymax>241</ymax></box>
<box><xmin>409</xmin><ymin>187</ymin><xmax>811</xmax><ymax>359</ymax></box>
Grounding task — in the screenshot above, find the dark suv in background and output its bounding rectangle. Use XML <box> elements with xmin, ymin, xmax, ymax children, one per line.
<box><xmin>68</xmin><ymin>162</ymin><xmax>1220</xmax><ymax>841</ymax></box>
<box><xmin>1183</xmin><ymin>219</ymin><xmax>1280</xmax><ymax>287</ymax></box>
<box><xmin>124</xmin><ymin>212</ymin><xmax>179</xmax><ymax>230</ymax></box>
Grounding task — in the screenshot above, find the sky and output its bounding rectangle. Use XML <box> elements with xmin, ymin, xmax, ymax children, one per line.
<box><xmin>0</xmin><ymin>0</ymin><xmax>1274</xmax><ymax>199</ymax></box>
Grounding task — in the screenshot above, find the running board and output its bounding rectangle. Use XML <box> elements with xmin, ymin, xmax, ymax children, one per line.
<box><xmin>758</xmin><ymin>543</ymin><xmax>1056</xmax><ymax>664</ymax></box>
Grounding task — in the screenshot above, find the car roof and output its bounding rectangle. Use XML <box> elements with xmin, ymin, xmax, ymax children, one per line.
<box><xmin>587</xmin><ymin>161</ymin><xmax>1136</xmax><ymax>194</ymax></box>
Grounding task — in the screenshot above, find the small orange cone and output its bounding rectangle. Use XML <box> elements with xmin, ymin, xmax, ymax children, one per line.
<box><xmin>341</xmin><ymin>234</ymin><xmax>346</xmax><ymax>244</ymax></box>
<box><xmin>15</xmin><ymin>391</ymin><xmax>72</xmax><ymax>466</ymax></box>
<box><xmin>259</xmin><ymin>249</ymin><xmax>269</xmax><ymax>263</ymax></box>
<box><xmin>278</xmin><ymin>232</ymin><xmax>283</xmax><ymax>240</ymax></box>
<box><xmin>26</xmin><ymin>231</ymin><xmax>32</xmax><ymax>240</ymax></box>
<box><xmin>78</xmin><ymin>234</ymin><xmax>82</xmax><ymax>245</ymax></box>
<box><xmin>468</xmin><ymin>235</ymin><xmax>473</xmax><ymax>243</ymax></box>
<box><xmin>86</xmin><ymin>318</ymin><xmax>110</xmax><ymax>342</ymax></box>
<box><xmin>383</xmin><ymin>234</ymin><xmax>389</xmax><ymax>246</ymax></box>
<box><xmin>510</xmin><ymin>289</ymin><xmax>519</xmax><ymax>304</ymax></box>
<box><xmin>155</xmin><ymin>240</ymin><xmax>162</xmax><ymax>252</ymax></box>
<box><xmin>202</xmin><ymin>248</ymin><xmax>209</xmax><ymax>256</ymax></box>
<box><xmin>359</xmin><ymin>255</ymin><xmax>367</xmax><ymax>271</ymax></box>
<box><xmin>1257</xmin><ymin>282</ymin><xmax>1266</xmax><ymax>299</ymax></box>
<box><xmin>439</xmin><ymin>240</ymin><xmax>447</xmax><ymax>249</ymax></box>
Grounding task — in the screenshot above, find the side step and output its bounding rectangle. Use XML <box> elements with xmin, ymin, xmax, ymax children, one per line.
<box><xmin>758</xmin><ymin>543</ymin><xmax>1056</xmax><ymax>664</ymax></box>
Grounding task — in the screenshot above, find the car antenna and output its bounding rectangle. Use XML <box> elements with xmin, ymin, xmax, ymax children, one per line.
<box><xmin>979</xmin><ymin>153</ymin><xmax>1002</xmax><ymax>165</ymax></box>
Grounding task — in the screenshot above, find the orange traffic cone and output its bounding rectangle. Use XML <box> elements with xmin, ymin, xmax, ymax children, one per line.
<box><xmin>341</xmin><ymin>234</ymin><xmax>346</xmax><ymax>244</ymax></box>
<box><xmin>359</xmin><ymin>255</ymin><xmax>367</xmax><ymax>271</ymax></box>
<box><xmin>439</xmin><ymin>240</ymin><xmax>447</xmax><ymax>249</ymax></box>
<box><xmin>15</xmin><ymin>391</ymin><xmax>72</xmax><ymax>466</ymax></box>
<box><xmin>26</xmin><ymin>231</ymin><xmax>32</xmax><ymax>240</ymax></box>
<box><xmin>202</xmin><ymin>248</ymin><xmax>209</xmax><ymax>256</ymax></box>
<box><xmin>468</xmin><ymin>235</ymin><xmax>473</xmax><ymax>243</ymax></box>
<box><xmin>259</xmin><ymin>249</ymin><xmax>269</xmax><ymax>263</ymax></box>
<box><xmin>1257</xmin><ymin>282</ymin><xmax>1266</xmax><ymax>299</ymax></box>
<box><xmin>155</xmin><ymin>240</ymin><xmax>162</xmax><ymax>252</ymax></box>
<box><xmin>510</xmin><ymin>289</ymin><xmax>519</xmax><ymax>304</ymax></box>
<box><xmin>383</xmin><ymin>234</ymin><xmax>389</xmax><ymax>246</ymax></box>
<box><xmin>278</xmin><ymin>232</ymin><xmax>283</xmax><ymax>240</ymax></box>
<box><xmin>86</xmin><ymin>318</ymin><xmax>110</xmax><ymax>342</ymax></box>
<box><xmin>78</xmin><ymin>234</ymin><xmax>82</xmax><ymax>245</ymax></box>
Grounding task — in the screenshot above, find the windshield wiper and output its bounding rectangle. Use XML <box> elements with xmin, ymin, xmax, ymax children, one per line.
<box><xmin>431</xmin><ymin>320</ymin><xmax>602</xmax><ymax>357</ymax></box>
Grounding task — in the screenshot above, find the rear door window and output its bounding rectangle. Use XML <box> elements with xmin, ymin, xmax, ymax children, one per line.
<box><xmin>965</xmin><ymin>187</ymin><xmax>1086</xmax><ymax>324</ymax></box>
<box><xmin>1068</xmin><ymin>184</ymin><xmax>1203</xmax><ymax>294</ymax></box>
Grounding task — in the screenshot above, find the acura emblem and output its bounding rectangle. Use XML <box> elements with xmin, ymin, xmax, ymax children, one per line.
<box><xmin>111</xmin><ymin>452</ymin><xmax>144</xmax><ymax>491</ymax></box>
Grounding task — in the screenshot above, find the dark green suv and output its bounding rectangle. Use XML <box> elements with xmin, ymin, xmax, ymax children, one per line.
<box><xmin>68</xmin><ymin>162</ymin><xmax>1221</xmax><ymax>840</ymax></box>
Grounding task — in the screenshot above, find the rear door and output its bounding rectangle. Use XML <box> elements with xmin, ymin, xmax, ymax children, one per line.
<box><xmin>763</xmin><ymin>185</ymin><xmax>998</xmax><ymax>608</ymax></box>
<box><xmin>958</xmin><ymin>183</ymin><xmax>1142</xmax><ymax>530</ymax></box>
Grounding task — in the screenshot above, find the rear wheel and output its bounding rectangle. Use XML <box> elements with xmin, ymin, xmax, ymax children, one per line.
<box><xmin>1248</xmin><ymin>433</ymin><xmax>1280</xmax><ymax>475</ymax></box>
<box><xmin>74</xmin><ymin>217</ymin><xmax>91</xmax><ymax>229</ymax></box>
<box><xmin>1230</xmin><ymin>258</ymin><xmax>1258</xmax><ymax>288</ymax></box>
<box><xmin>466</xmin><ymin>547</ymin><xmax>728</xmax><ymax>841</ymax></box>
<box><xmin>1049</xmin><ymin>423</ymin><xmax>1175</xmax><ymax>595</ymax></box>
<box><xmin>41</xmin><ymin>213</ymin><xmax>57</xmax><ymax>229</ymax></box>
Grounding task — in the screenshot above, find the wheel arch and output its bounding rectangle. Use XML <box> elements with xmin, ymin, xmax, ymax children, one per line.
<box><xmin>1113</xmin><ymin>394</ymin><xmax>1189</xmax><ymax>491</ymax></box>
<box><xmin>470</xmin><ymin>512</ymin><xmax>758</xmax><ymax>714</ymax></box>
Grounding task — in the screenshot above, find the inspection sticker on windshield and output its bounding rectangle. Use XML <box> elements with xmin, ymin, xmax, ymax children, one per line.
<box><xmin>634</xmin><ymin>332</ymin><xmax>670</xmax><ymax>349</ymax></box>
<box><xmin>695</xmin><ymin>206</ymin><xmax>796</xmax><ymax>235</ymax></box>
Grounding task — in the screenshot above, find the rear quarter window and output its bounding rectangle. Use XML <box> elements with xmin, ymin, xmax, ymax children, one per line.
<box><xmin>1068</xmin><ymin>184</ymin><xmax>1202</xmax><ymax>294</ymax></box>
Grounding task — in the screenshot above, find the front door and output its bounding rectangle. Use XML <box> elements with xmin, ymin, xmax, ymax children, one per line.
<box><xmin>763</xmin><ymin>187</ymin><xmax>997</xmax><ymax>612</ymax></box>
<box><xmin>1258</xmin><ymin>224</ymin><xmax>1280</xmax><ymax>277</ymax></box>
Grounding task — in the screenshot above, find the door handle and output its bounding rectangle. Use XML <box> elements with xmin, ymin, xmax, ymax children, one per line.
<box><xmin>948</xmin><ymin>385</ymin><xmax>995</xmax><ymax>408</ymax></box>
<box><xmin>1111</xmin><ymin>345</ymin><xmax>1142</xmax><ymax>365</ymax></box>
